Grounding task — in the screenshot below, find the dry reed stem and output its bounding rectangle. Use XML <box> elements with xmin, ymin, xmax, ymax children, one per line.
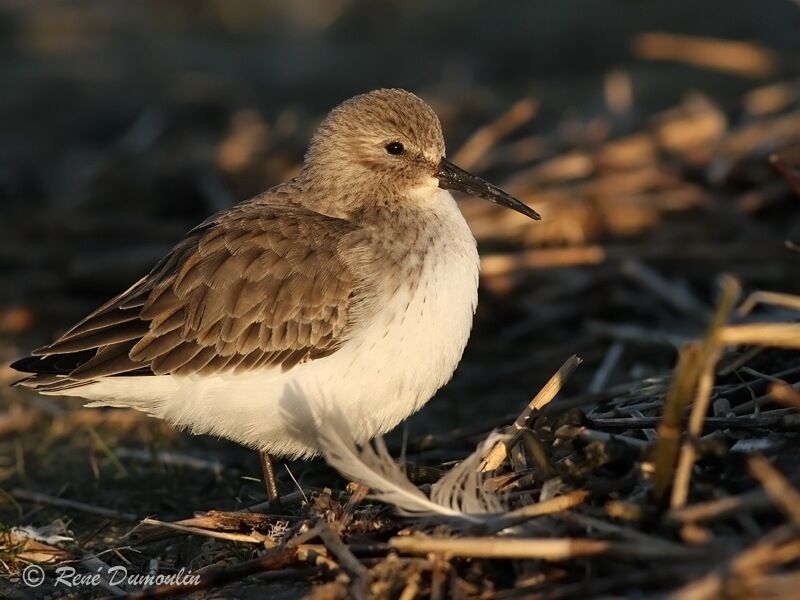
<box><xmin>478</xmin><ymin>490</ymin><xmax>589</xmax><ymax>534</ymax></box>
<box><xmin>171</xmin><ymin>510</ymin><xmax>299</xmax><ymax>533</ymax></box>
<box><xmin>736</xmin><ymin>290</ymin><xmax>800</xmax><ymax>317</ymax></box>
<box><xmin>452</xmin><ymin>98</ymin><xmax>539</xmax><ymax>170</ymax></box>
<box><xmin>745</xmin><ymin>81</ymin><xmax>800</xmax><ymax>116</ymax></box>
<box><xmin>671</xmin><ymin>277</ymin><xmax>740</xmax><ymax>508</ymax></box>
<box><xmin>717</xmin><ymin>323</ymin><xmax>800</xmax><ymax>348</ymax></box>
<box><xmin>480</xmin><ymin>246</ymin><xmax>606</xmax><ymax>277</ymax></box>
<box><xmin>670</xmin><ymin>349</ymin><xmax>721</xmax><ymax>508</ymax></box>
<box><xmin>769</xmin><ymin>382</ymin><xmax>800</xmax><ymax>408</ymax></box>
<box><xmin>633</xmin><ymin>32</ymin><xmax>779</xmax><ymax>77</ymax></box>
<box><xmin>390</xmin><ymin>534</ymin><xmax>702</xmax><ymax>561</ymax></box>
<box><xmin>652</xmin><ymin>343</ymin><xmax>703</xmax><ymax>502</ymax></box>
<box><xmin>139</xmin><ymin>518</ymin><xmax>271</xmax><ymax>545</ymax></box>
<box><xmin>479</xmin><ymin>355</ymin><xmax>581</xmax><ymax>471</ymax></box>
<box><xmin>390</xmin><ymin>534</ymin><xmax>609</xmax><ymax>560</ymax></box>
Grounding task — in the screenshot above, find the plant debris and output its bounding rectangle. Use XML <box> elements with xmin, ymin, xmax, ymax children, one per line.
<box><xmin>1</xmin><ymin>4</ymin><xmax>800</xmax><ymax>598</ymax></box>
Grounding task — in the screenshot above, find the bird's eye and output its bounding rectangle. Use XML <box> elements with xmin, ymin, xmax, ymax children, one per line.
<box><xmin>385</xmin><ymin>141</ymin><xmax>404</xmax><ymax>155</ymax></box>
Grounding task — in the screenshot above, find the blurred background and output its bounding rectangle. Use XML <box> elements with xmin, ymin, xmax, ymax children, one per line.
<box><xmin>1</xmin><ymin>0</ymin><xmax>800</xmax><ymax>577</ymax></box>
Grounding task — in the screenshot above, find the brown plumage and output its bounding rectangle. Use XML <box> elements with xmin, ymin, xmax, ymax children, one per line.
<box><xmin>14</xmin><ymin>203</ymin><xmax>365</xmax><ymax>387</ymax></box>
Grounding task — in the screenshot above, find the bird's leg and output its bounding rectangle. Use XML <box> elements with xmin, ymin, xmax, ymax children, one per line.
<box><xmin>259</xmin><ymin>451</ymin><xmax>282</xmax><ymax>507</ymax></box>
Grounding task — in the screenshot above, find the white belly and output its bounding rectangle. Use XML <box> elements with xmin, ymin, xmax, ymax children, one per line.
<box><xmin>69</xmin><ymin>193</ymin><xmax>480</xmax><ymax>458</ymax></box>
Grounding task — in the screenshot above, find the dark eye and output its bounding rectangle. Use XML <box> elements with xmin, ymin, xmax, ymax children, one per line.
<box><xmin>385</xmin><ymin>141</ymin><xmax>404</xmax><ymax>155</ymax></box>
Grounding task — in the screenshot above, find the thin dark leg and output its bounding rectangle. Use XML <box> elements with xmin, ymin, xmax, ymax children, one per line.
<box><xmin>259</xmin><ymin>451</ymin><xmax>281</xmax><ymax>505</ymax></box>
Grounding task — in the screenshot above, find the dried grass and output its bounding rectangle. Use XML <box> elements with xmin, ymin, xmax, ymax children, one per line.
<box><xmin>1</xmin><ymin>16</ymin><xmax>800</xmax><ymax>598</ymax></box>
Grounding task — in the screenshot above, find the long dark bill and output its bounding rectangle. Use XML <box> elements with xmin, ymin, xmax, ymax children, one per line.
<box><xmin>436</xmin><ymin>158</ymin><xmax>540</xmax><ymax>220</ymax></box>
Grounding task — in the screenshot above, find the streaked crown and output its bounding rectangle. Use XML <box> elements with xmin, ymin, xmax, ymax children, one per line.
<box><xmin>302</xmin><ymin>89</ymin><xmax>446</xmax><ymax>199</ymax></box>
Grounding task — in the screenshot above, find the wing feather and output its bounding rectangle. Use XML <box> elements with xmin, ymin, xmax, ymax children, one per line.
<box><xmin>12</xmin><ymin>203</ymin><xmax>367</xmax><ymax>390</ymax></box>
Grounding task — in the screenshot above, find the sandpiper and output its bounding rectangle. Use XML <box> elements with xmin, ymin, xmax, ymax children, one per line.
<box><xmin>11</xmin><ymin>89</ymin><xmax>539</xmax><ymax>499</ymax></box>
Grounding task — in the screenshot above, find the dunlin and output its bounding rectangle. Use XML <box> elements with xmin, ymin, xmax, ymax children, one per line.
<box><xmin>12</xmin><ymin>89</ymin><xmax>539</xmax><ymax>499</ymax></box>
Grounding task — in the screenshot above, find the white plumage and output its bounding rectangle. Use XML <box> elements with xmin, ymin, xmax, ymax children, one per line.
<box><xmin>65</xmin><ymin>190</ymin><xmax>479</xmax><ymax>458</ymax></box>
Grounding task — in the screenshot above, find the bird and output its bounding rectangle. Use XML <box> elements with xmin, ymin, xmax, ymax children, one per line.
<box><xmin>11</xmin><ymin>88</ymin><xmax>539</xmax><ymax>500</ymax></box>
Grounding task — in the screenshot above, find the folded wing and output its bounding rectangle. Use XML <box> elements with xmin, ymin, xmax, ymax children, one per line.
<box><xmin>12</xmin><ymin>204</ymin><xmax>365</xmax><ymax>391</ymax></box>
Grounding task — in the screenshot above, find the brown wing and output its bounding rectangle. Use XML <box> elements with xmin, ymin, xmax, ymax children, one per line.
<box><xmin>12</xmin><ymin>204</ymin><xmax>365</xmax><ymax>387</ymax></box>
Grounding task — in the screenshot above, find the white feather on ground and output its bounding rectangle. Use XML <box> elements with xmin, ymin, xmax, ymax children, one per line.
<box><xmin>430</xmin><ymin>431</ymin><xmax>508</xmax><ymax>515</ymax></box>
<box><xmin>318</xmin><ymin>410</ymin><xmax>509</xmax><ymax>522</ymax></box>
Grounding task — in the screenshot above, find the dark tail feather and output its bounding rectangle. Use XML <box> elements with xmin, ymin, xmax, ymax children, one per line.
<box><xmin>10</xmin><ymin>351</ymin><xmax>95</xmax><ymax>376</ymax></box>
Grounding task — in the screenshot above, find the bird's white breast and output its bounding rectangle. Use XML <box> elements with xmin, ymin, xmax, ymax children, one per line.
<box><xmin>69</xmin><ymin>190</ymin><xmax>480</xmax><ymax>458</ymax></box>
<box><xmin>337</xmin><ymin>190</ymin><xmax>480</xmax><ymax>431</ymax></box>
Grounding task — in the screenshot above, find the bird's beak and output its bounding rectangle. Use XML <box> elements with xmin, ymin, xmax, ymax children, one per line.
<box><xmin>435</xmin><ymin>158</ymin><xmax>540</xmax><ymax>220</ymax></box>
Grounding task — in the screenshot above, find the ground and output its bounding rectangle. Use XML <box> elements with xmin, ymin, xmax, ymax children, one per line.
<box><xmin>1</xmin><ymin>2</ymin><xmax>800</xmax><ymax>598</ymax></box>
